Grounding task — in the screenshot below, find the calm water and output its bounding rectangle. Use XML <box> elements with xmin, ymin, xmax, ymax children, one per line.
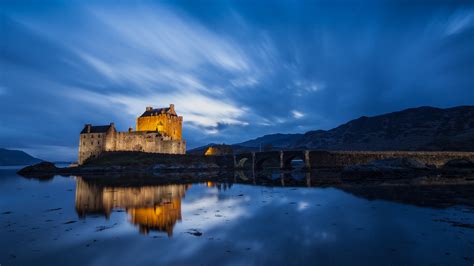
<box><xmin>1</xmin><ymin>167</ymin><xmax>474</xmax><ymax>266</ymax></box>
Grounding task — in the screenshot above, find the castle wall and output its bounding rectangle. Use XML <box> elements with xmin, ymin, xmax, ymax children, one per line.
<box><xmin>78</xmin><ymin>132</ymin><xmax>107</xmax><ymax>165</ymax></box>
<box><xmin>79</xmin><ymin>131</ymin><xmax>185</xmax><ymax>165</ymax></box>
<box><xmin>106</xmin><ymin>132</ymin><xmax>185</xmax><ymax>154</ymax></box>
<box><xmin>136</xmin><ymin>114</ymin><xmax>182</xmax><ymax>140</ymax></box>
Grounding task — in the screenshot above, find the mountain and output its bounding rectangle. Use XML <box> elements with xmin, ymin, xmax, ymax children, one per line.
<box><xmin>238</xmin><ymin>133</ymin><xmax>304</xmax><ymax>148</ymax></box>
<box><xmin>295</xmin><ymin>106</ymin><xmax>474</xmax><ymax>151</ymax></box>
<box><xmin>0</xmin><ymin>148</ymin><xmax>42</xmax><ymax>166</ymax></box>
<box><xmin>191</xmin><ymin>106</ymin><xmax>474</xmax><ymax>153</ymax></box>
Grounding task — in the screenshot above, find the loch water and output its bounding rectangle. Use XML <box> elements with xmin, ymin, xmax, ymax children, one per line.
<box><xmin>1</xmin><ymin>167</ymin><xmax>474</xmax><ymax>266</ymax></box>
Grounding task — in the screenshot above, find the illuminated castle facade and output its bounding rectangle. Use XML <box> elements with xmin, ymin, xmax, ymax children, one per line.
<box><xmin>78</xmin><ymin>104</ymin><xmax>186</xmax><ymax>165</ymax></box>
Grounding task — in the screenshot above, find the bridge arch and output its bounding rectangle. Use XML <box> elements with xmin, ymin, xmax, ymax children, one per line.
<box><xmin>254</xmin><ymin>151</ymin><xmax>281</xmax><ymax>170</ymax></box>
<box><xmin>282</xmin><ymin>151</ymin><xmax>309</xmax><ymax>170</ymax></box>
<box><xmin>255</xmin><ymin>157</ymin><xmax>280</xmax><ymax>170</ymax></box>
<box><xmin>234</xmin><ymin>150</ymin><xmax>311</xmax><ymax>170</ymax></box>
<box><xmin>234</xmin><ymin>153</ymin><xmax>254</xmax><ymax>169</ymax></box>
<box><xmin>237</xmin><ymin>158</ymin><xmax>249</xmax><ymax>168</ymax></box>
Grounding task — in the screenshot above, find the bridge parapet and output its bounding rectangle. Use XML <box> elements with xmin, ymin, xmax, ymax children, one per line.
<box><xmin>308</xmin><ymin>151</ymin><xmax>474</xmax><ymax>168</ymax></box>
<box><xmin>234</xmin><ymin>150</ymin><xmax>474</xmax><ymax>170</ymax></box>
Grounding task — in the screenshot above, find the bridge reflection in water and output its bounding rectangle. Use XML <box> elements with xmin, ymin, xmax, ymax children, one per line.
<box><xmin>74</xmin><ymin>177</ymin><xmax>190</xmax><ymax>236</ymax></box>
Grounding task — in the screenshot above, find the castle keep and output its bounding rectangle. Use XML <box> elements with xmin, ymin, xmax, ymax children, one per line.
<box><xmin>78</xmin><ymin>104</ymin><xmax>185</xmax><ymax>165</ymax></box>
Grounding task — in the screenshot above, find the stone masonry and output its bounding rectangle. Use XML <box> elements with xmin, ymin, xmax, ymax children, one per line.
<box><xmin>78</xmin><ymin>105</ymin><xmax>186</xmax><ymax>165</ymax></box>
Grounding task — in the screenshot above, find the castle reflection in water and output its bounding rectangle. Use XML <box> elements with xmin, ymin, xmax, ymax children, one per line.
<box><xmin>67</xmin><ymin>172</ymin><xmax>472</xmax><ymax>238</ymax></box>
<box><xmin>74</xmin><ymin>177</ymin><xmax>190</xmax><ymax>236</ymax></box>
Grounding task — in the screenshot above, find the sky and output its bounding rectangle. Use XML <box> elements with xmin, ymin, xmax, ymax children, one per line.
<box><xmin>1</xmin><ymin>0</ymin><xmax>474</xmax><ymax>161</ymax></box>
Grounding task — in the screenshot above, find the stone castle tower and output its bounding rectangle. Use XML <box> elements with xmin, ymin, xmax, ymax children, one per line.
<box><xmin>78</xmin><ymin>104</ymin><xmax>186</xmax><ymax>165</ymax></box>
<box><xmin>136</xmin><ymin>104</ymin><xmax>182</xmax><ymax>140</ymax></box>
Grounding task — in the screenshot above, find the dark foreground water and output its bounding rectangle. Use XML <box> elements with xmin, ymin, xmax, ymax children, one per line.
<box><xmin>1</xmin><ymin>167</ymin><xmax>474</xmax><ymax>266</ymax></box>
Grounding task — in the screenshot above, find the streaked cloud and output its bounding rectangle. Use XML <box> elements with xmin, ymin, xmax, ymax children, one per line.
<box><xmin>1</xmin><ymin>1</ymin><xmax>474</xmax><ymax>161</ymax></box>
<box><xmin>445</xmin><ymin>9</ymin><xmax>474</xmax><ymax>36</ymax></box>
<box><xmin>108</xmin><ymin>92</ymin><xmax>249</xmax><ymax>129</ymax></box>
<box><xmin>292</xmin><ymin>110</ymin><xmax>305</xmax><ymax>119</ymax></box>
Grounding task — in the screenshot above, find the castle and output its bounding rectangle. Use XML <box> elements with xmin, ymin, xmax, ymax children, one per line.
<box><xmin>78</xmin><ymin>104</ymin><xmax>186</xmax><ymax>165</ymax></box>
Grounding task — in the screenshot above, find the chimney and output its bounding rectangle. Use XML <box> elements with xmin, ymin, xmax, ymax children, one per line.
<box><xmin>146</xmin><ymin>106</ymin><xmax>153</xmax><ymax>112</ymax></box>
<box><xmin>169</xmin><ymin>104</ymin><xmax>175</xmax><ymax>112</ymax></box>
<box><xmin>86</xmin><ymin>124</ymin><xmax>92</xmax><ymax>133</ymax></box>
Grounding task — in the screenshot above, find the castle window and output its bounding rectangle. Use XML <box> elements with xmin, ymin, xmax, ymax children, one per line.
<box><xmin>98</xmin><ymin>141</ymin><xmax>100</xmax><ymax>145</ymax></box>
<box><xmin>157</xmin><ymin>122</ymin><xmax>164</xmax><ymax>132</ymax></box>
<box><xmin>91</xmin><ymin>141</ymin><xmax>93</xmax><ymax>145</ymax></box>
<box><xmin>91</xmin><ymin>135</ymin><xmax>94</xmax><ymax>138</ymax></box>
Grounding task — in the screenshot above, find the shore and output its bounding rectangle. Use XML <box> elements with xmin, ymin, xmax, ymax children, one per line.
<box><xmin>16</xmin><ymin>152</ymin><xmax>474</xmax><ymax>188</ymax></box>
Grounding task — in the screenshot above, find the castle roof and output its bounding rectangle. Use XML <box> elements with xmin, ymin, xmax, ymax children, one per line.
<box><xmin>140</xmin><ymin>107</ymin><xmax>177</xmax><ymax>117</ymax></box>
<box><xmin>80</xmin><ymin>125</ymin><xmax>112</xmax><ymax>134</ymax></box>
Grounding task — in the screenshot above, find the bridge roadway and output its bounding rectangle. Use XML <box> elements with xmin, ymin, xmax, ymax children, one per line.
<box><xmin>233</xmin><ymin>150</ymin><xmax>474</xmax><ymax>170</ymax></box>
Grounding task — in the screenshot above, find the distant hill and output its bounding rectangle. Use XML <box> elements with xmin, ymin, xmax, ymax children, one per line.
<box><xmin>238</xmin><ymin>133</ymin><xmax>303</xmax><ymax>148</ymax></box>
<box><xmin>190</xmin><ymin>106</ymin><xmax>474</xmax><ymax>153</ymax></box>
<box><xmin>0</xmin><ymin>148</ymin><xmax>42</xmax><ymax>166</ymax></box>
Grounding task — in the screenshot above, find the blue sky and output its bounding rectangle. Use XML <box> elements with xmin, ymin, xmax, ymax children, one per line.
<box><xmin>1</xmin><ymin>0</ymin><xmax>474</xmax><ymax>161</ymax></box>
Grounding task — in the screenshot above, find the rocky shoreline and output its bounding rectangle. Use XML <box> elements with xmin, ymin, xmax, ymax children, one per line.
<box><xmin>341</xmin><ymin>157</ymin><xmax>474</xmax><ymax>179</ymax></box>
<box><xmin>17</xmin><ymin>155</ymin><xmax>474</xmax><ymax>184</ymax></box>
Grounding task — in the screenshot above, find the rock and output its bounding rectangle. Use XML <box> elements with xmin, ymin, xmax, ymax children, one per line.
<box><xmin>186</xmin><ymin>229</ymin><xmax>203</xmax><ymax>236</ymax></box>
<box><xmin>443</xmin><ymin>159</ymin><xmax>474</xmax><ymax>169</ymax></box>
<box><xmin>17</xmin><ymin>162</ymin><xmax>59</xmax><ymax>178</ymax></box>
<box><xmin>342</xmin><ymin>158</ymin><xmax>431</xmax><ymax>179</ymax></box>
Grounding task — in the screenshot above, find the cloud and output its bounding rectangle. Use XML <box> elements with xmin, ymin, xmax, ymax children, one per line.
<box><xmin>90</xmin><ymin>6</ymin><xmax>251</xmax><ymax>73</ymax></box>
<box><xmin>292</xmin><ymin>110</ymin><xmax>305</xmax><ymax>119</ymax></box>
<box><xmin>1</xmin><ymin>1</ymin><xmax>474</xmax><ymax>160</ymax></box>
<box><xmin>111</xmin><ymin>93</ymin><xmax>248</xmax><ymax>129</ymax></box>
<box><xmin>66</xmin><ymin>88</ymin><xmax>248</xmax><ymax>131</ymax></box>
<box><xmin>230</xmin><ymin>76</ymin><xmax>259</xmax><ymax>88</ymax></box>
<box><xmin>294</xmin><ymin>80</ymin><xmax>325</xmax><ymax>93</ymax></box>
<box><xmin>445</xmin><ymin>9</ymin><xmax>474</xmax><ymax>36</ymax></box>
<box><xmin>60</xmin><ymin>5</ymin><xmax>259</xmax><ymax>136</ymax></box>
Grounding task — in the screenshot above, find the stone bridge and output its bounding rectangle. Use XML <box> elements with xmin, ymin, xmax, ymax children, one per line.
<box><xmin>234</xmin><ymin>150</ymin><xmax>474</xmax><ymax>170</ymax></box>
<box><xmin>234</xmin><ymin>150</ymin><xmax>311</xmax><ymax>170</ymax></box>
